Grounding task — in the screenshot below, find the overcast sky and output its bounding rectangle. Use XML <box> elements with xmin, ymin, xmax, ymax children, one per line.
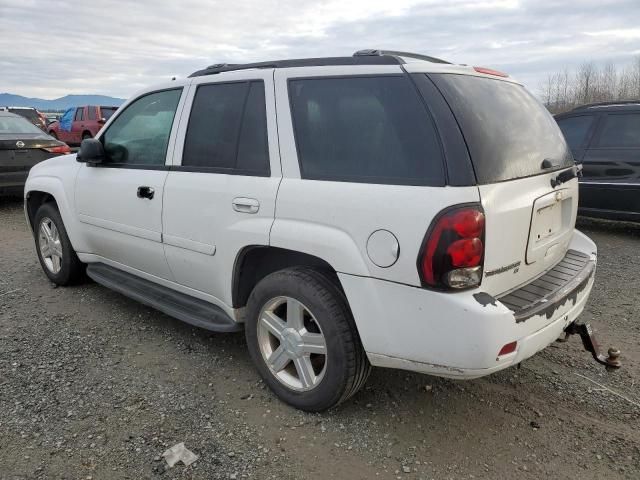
<box><xmin>1</xmin><ymin>0</ymin><xmax>639</xmax><ymax>99</ymax></box>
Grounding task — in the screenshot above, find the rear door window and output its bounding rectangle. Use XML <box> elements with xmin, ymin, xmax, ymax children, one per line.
<box><xmin>288</xmin><ymin>75</ymin><xmax>445</xmax><ymax>186</ymax></box>
<box><xmin>430</xmin><ymin>74</ymin><xmax>573</xmax><ymax>184</ymax></box>
<box><xmin>556</xmin><ymin>115</ymin><xmax>595</xmax><ymax>149</ymax></box>
<box><xmin>87</xmin><ymin>106</ymin><xmax>97</xmax><ymax>120</ymax></box>
<box><xmin>596</xmin><ymin>113</ymin><xmax>640</xmax><ymax>147</ymax></box>
<box><xmin>182</xmin><ymin>81</ymin><xmax>270</xmax><ymax>175</ymax></box>
<box><xmin>75</xmin><ymin>108</ymin><xmax>84</xmax><ymax>121</ymax></box>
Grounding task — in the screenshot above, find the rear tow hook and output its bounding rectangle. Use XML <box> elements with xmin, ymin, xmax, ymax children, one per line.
<box><xmin>558</xmin><ymin>322</ymin><xmax>621</xmax><ymax>369</ymax></box>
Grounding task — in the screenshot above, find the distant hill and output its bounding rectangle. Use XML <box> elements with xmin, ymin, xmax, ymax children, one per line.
<box><xmin>0</xmin><ymin>93</ymin><xmax>126</xmax><ymax>111</ymax></box>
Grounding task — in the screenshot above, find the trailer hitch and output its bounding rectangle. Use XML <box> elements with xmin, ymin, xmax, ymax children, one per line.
<box><xmin>558</xmin><ymin>322</ymin><xmax>621</xmax><ymax>369</ymax></box>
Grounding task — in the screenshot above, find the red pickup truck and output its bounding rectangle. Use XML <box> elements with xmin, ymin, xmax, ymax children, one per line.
<box><xmin>48</xmin><ymin>105</ymin><xmax>118</xmax><ymax>145</ymax></box>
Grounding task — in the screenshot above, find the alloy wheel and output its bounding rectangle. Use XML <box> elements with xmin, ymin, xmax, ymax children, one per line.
<box><xmin>257</xmin><ymin>296</ymin><xmax>327</xmax><ymax>392</ymax></box>
<box><xmin>38</xmin><ymin>217</ymin><xmax>63</xmax><ymax>274</ymax></box>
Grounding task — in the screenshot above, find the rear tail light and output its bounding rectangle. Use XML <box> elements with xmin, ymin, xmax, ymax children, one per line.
<box><xmin>418</xmin><ymin>205</ymin><xmax>485</xmax><ymax>290</ymax></box>
<box><xmin>42</xmin><ymin>145</ymin><xmax>71</xmax><ymax>154</ymax></box>
<box><xmin>473</xmin><ymin>66</ymin><xmax>509</xmax><ymax>78</ymax></box>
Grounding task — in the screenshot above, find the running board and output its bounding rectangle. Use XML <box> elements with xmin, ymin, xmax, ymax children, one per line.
<box><xmin>86</xmin><ymin>263</ymin><xmax>242</xmax><ymax>333</ymax></box>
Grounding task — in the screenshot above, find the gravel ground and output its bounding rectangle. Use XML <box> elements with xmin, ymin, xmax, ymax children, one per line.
<box><xmin>1</xmin><ymin>197</ymin><xmax>639</xmax><ymax>480</ymax></box>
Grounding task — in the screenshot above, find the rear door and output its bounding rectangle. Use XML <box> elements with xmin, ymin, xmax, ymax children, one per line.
<box><xmin>428</xmin><ymin>73</ymin><xmax>578</xmax><ymax>296</ymax></box>
<box><xmin>162</xmin><ymin>70</ymin><xmax>281</xmax><ymax>306</ymax></box>
<box><xmin>85</xmin><ymin>105</ymin><xmax>98</xmax><ymax>137</ymax></box>
<box><xmin>580</xmin><ymin>111</ymin><xmax>640</xmax><ymax>216</ymax></box>
<box><xmin>70</xmin><ymin>107</ymin><xmax>85</xmax><ymax>144</ymax></box>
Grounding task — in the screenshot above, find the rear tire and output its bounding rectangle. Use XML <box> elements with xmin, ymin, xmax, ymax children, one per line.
<box><xmin>245</xmin><ymin>267</ymin><xmax>370</xmax><ymax>411</ymax></box>
<box><xmin>34</xmin><ymin>202</ymin><xmax>85</xmax><ymax>286</ymax></box>
<box><xmin>82</xmin><ymin>131</ymin><xmax>92</xmax><ymax>140</ymax></box>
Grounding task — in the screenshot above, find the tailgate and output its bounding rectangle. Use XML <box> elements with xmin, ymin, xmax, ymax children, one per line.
<box><xmin>479</xmin><ymin>171</ymin><xmax>578</xmax><ymax>296</ymax></box>
<box><xmin>425</xmin><ymin>72</ymin><xmax>578</xmax><ymax>296</ymax></box>
<box><xmin>526</xmin><ymin>186</ymin><xmax>575</xmax><ymax>264</ymax></box>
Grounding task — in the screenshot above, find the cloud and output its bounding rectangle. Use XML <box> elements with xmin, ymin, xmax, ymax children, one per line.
<box><xmin>585</xmin><ymin>28</ymin><xmax>640</xmax><ymax>39</ymax></box>
<box><xmin>0</xmin><ymin>0</ymin><xmax>638</xmax><ymax>99</ymax></box>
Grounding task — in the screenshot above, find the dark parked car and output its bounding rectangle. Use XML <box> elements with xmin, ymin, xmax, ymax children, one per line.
<box><xmin>0</xmin><ymin>111</ymin><xmax>70</xmax><ymax>195</ymax></box>
<box><xmin>555</xmin><ymin>101</ymin><xmax>640</xmax><ymax>222</ymax></box>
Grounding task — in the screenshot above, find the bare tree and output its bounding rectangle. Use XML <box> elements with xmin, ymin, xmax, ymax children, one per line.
<box><xmin>634</xmin><ymin>56</ymin><xmax>640</xmax><ymax>98</ymax></box>
<box><xmin>540</xmin><ymin>56</ymin><xmax>640</xmax><ymax>113</ymax></box>
<box><xmin>576</xmin><ymin>62</ymin><xmax>596</xmax><ymax>104</ymax></box>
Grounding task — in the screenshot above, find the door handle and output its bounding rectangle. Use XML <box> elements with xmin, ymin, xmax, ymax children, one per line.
<box><xmin>232</xmin><ymin>197</ymin><xmax>259</xmax><ymax>214</ymax></box>
<box><xmin>137</xmin><ymin>186</ymin><xmax>155</xmax><ymax>199</ymax></box>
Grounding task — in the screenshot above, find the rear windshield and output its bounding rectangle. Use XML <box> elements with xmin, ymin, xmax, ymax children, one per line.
<box><xmin>430</xmin><ymin>74</ymin><xmax>573</xmax><ymax>184</ymax></box>
<box><xmin>0</xmin><ymin>115</ymin><xmax>44</xmax><ymax>134</ymax></box>
<box><xmin>10</xmin><ymin>108</ymin><xmax>39</xmax><ymax>122</ymax></box>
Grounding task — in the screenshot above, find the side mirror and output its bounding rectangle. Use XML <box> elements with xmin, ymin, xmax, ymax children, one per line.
<box><xmin>77</xmin><ymin>138</ymin><xmax>105</xmax><ymax>165</ymax></box>
<box><xmin>97</xmin><ymin>117</ymin><xmax>106</xmax><ymax>124</ymax></box>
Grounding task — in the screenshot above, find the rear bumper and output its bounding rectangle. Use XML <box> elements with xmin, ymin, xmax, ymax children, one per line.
<box><xmin>339</xmin><ymin>230</ymin><xmax>597</xmax><ymax>378</ymax></box>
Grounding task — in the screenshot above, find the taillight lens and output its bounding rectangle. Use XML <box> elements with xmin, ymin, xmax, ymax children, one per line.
<box><xmin>447</xmin><ymin>238</ymin><xmax>483</xmax><ymax>267</ymax></box>
<box><xmin>498</xmin><ymin>341</ymin><xmax>517</xmax><ymax>356</ymax></box>
<box><xmin>42</xmin><ymin>145</ymin><xmax>71</xmax><ymax>154</ymax></box>
<box><xmin>418</xmin><ymin>205</ymin><xmax>485</xmax><ymax>290</ymax></box>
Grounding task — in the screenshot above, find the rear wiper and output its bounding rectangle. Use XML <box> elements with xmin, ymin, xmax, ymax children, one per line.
<box><xmin>550</xmin><ymin>164</ymin><xmax>582</xmax><ymax>188</ymax></box>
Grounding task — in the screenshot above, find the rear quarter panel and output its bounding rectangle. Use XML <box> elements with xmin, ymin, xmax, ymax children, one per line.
<box><xmin>271</xmin><ymin>181</ymin><xmax>480</xmax><ymax>284</ymax></box>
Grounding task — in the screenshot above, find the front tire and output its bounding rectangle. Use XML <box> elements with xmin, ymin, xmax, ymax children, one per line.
<box><xmin>34</xmin><ymin>202</ymin><xmax>85</xmax><ymax>285</ymax></box>
<box><xmin>245</xmin><ymin>267</ymin><xmax>370</xmax><ymax>411</ymax></box>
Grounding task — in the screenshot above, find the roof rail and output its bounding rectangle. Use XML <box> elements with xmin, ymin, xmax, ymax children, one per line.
<box><xmin>189</xmin><ymin>49</ymin><xmax>451</xmax><ymax>77</ymax></box>
<box><xmin>353</xmin><ymin>49</ymin><xmax>451</xmax><ymax>64</ymax></box>
<box><xmin>572</xmin><ymin>99</ymin><xmax>640</xmax><ymax>110</ymax></box>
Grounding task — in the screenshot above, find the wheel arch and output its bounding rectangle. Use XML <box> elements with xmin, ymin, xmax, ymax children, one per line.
<box><xmin>25</xmin><ymin>190</ymin><xmax>57</xmax><ymax>231</ymax></box>
<box><xmin>232</xmin><ymin>246</ymin><xmax>344</xmax><ymax>309</ymax></box>
<box><xmin>24</xmin><ymin>177</ymin><xmax>88</xmax><ymax>253</ymax></box>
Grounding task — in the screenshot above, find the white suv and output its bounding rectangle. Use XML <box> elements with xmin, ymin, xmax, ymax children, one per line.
<box><xmin>24</xmin><ymin>50</ymin><xmax>598</xmax><ymax>411</ymax></box>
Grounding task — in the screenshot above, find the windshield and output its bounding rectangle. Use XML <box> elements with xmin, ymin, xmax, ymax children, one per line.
<box><xmin>0</xmin><ymin>115</ymin><xmax>46</xmax><ymax>134</ymax></box>
<box><xmin>430</xmin><ymin>74</ymin><xmax>573</xmax><ymax>184</ymax></box>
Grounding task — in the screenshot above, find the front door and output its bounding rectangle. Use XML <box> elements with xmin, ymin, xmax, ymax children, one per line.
<box><xmin>162</xmin><ymin>71</ymin><xmax>281</xmax><ymax>306</ymax></box>
<box><xmin>75</xmin><ymin>87</ymin><xmax>187</xmax><ymax>279</ymax></box>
